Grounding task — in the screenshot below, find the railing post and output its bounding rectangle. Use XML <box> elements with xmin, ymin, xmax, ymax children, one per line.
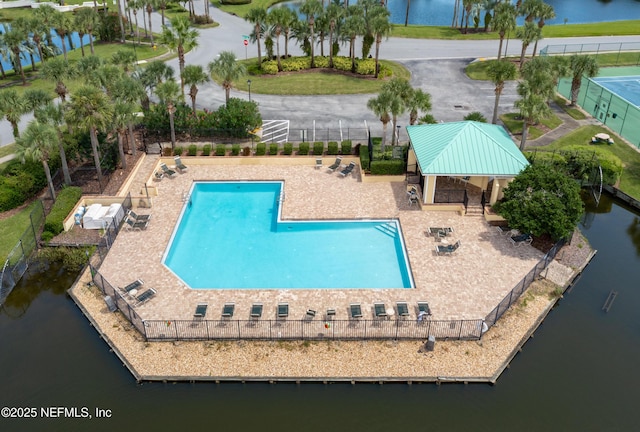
<box><xmin>237</xmin><ymin>320</ymin><xmax>241</xmax><ymax>339</ymax></box>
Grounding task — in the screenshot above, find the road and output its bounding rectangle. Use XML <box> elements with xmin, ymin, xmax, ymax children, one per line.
<box><xmin>1</xmin><ymin>5</ymin><xmax>639</xmax><ymax>147</ymax></box>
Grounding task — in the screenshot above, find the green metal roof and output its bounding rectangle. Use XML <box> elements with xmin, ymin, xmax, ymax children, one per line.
<box><xmin>406</xmin><ymin>121</ymin><xmax>529</xmax><ymax>177</ymax></box>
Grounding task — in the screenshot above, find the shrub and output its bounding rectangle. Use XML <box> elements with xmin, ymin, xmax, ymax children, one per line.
<box><xmin>269</xmin><ymin>143</ymin><xmax>278</xmax><ymax>155</ymax></box>
<box><xmin>231</xmin><ymin>144</ymin><xmax>241</xmax><ymax>156</ymax></box>
<box><xmin>43</xmin><ymin>187</ymin><xmax>83</xmax><ymax>238</ymax></box>
<box><xmin>188</xmin><ymin>144</ymin><xmax>198</xmax><ymax>156</ymax></box>
<box><xmin>202</xmin><ymin>144</ymin><xmax>211</xmax><ymax>156</ymax></box>
<box><xmin>283</xmin><ymin>142</ymin><xmax>293</xmax><ymax>155</ymax></box>
<box><xmin>359</xmin><ymin>146</ymin><xmax>370</xmax><ymax>171</ymax></box>
<box><xmin>191</xmin><ymin>14</ymin><xmax>213</xmax><ymax>25</ymax></box>
<box><xmin>464</xmin><ymin>111</ymin><xmax>487</xmax><ymax>122</ymax></box>
<box><xmin>242</xmin><ymin>146</ymin><xmax>251</xmax><ymax>156</ymax></box>
<box><xmin>341</xmin><ymin>140</ymin><xmax>352</xmax><ymax>155</ymax></box>
<box><xmin>173</xmin><ymin>146</ymin><xmax>183</xmax><ymax>156</ymax></box>
<box><xmin>327</xmin><ymin>141</ymin><xmax>339</xmax><ymax>155</ymax></box>
<box><xmin>313</xmin><ymin>142</ymin><xmax>324</xmax><ymax>156</ymax></box>
<box><xmin>256</xmin><ymin>142</ymin><xmax>266</xmax><ymax>156</ymax></box>
<box><xmin>215</xmin><ymin>144</ymin><xmax>227</xmax><ymax>156</ymax></box>
<box><xmin>298</xmin><ymin>142</ymin><xmax>310</xmax><ymax>155</ymax></box>
<box><xmin>370</xmin><ymin>160</ymin><xmax>405</xmax><ymax>175</ymax></box>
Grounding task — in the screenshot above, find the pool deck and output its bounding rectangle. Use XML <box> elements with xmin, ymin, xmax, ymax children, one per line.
<box><xmin>98</xmin><ymin>154</ymin><xmax>544</xmax><ymax>322</ymax></box>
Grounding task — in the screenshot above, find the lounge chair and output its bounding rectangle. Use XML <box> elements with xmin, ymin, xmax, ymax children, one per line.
<box><xmin>427</xmin><ymin>227</ymin><xmax>454</xmax><ymax>237</ymax></box>
<box><xmin>326</xmin><ymin>308</ymin><xmax>336</xmax><ymax>320</ymax></box>
<box><xmin>315</xmin><ymin>158</ymin><xmax>323</xmax><ymax>169</ymax></box>
<box><xmin>222</xmin><ymin>302</ymin><xmax>235</xmax><ymax>318</ymax></box>
<box><xmin>435</xmin><ymin>240</ymin><xmax>461</xmax><ymax>256</ymax></box>
<box><xmin>121</xmin><ymin>279</ymin><xmax>144</xmax><ymax>293</ymax></box>
<box><xmin>350</xmin><ymin>303</ymin><xmax>363</xmax><ymax>319</ymax></box>
<box><xmin>153</xmin><ymin>170</ymin><xmax>163</xmax><ymax>181</ymax></box>
<box><xmin>127</xmin><ymin>209</ymin><xmax>151</xmax><ymax>222</ymax></box>
<box><xmin>277</xmin><ymin>303</ymin><xmax>289</xmax><ymax>318</ymax></box>
<box><xmin>305</xmin><ymin>309</ymin><xmax>316</xmax><ymax>319</ymax></box>
<box><xmin>124</xmin><ymin>217</ymin><xmax>149</xmax><ymax>231</ymax></box>
<box><xmin>194</xmin><ymin>303</ymin><xmax>208</xmax><ymax>318</ymax></box>
<box><xmin>496</xmin><ymin>225</ymin><xmax>515</xmax><ymax>236</ymax></box>
<box><xmin>510</xmin><ymin>233</ymin><xmax>533</xmax><ymax>246</ymax></box>
<box><xmin>396</xmin><ymin>301</ymin><xmax>409</xmax><ymax>318</ymax></box>
<box><xmin>326</xmin><ymin>156</ymin><xmax>342</xmax><ymax>172</ymax></box>
<box><xmin>417</xmin><ymin>301</ymin><xmax>432</xmax><ymax>321</ymax></box>
<box><xmin>373</xmin><ymin>302</ymin><xmax>387</xmax><ymax>319</ymax></box>
<box><xmin>134</xmin><ymin>288</ymin><xmax>156</xmax><ymax>307</ymax></box>
<box><xmin>160</xmin><ymin>162</ymin><xmax>177</xmax><ymax>178</ymax></box>
<box><xmin>174</xmin><ymin>156</ymin><xmax>188</xmax><ymax>173</ymax></box>
<box><xmin>250</xmin><ymin>303</ymin><xmax>263</xmax><ymax>319</ymax></box>
<box><xmin>339</xmin><ymin>161</ymin><xmax>356</xmax><ymax>177</ymax></box>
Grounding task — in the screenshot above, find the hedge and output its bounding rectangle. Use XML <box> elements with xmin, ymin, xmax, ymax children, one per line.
<box><xmin>231</xmin><ymin>144</ymin><xmax>241</xmax><ymax>156</ymax></box>
<box><xmin>313</xmin><ymin>142</ymin><xmax>324</xmax><ymax>156</ymax></box>
<box><xmin>256</xmin><ymin>142</ymin><xmax>266</xmax><ymax>156</ymax></box>
<box><xmin>215</xmin><ymin>144</ymin><xmax>226</xmax><ymax>156</ymax></box>
<box><xmin>269</xmin><ymin>143</ymin><xmax>278</xmax><ymax>156</ymax></box>
<box><xmin>370</xmin><ymin>160</ymin><xmax>405</xmax><ymax>175</ymax></box>
<box><xmin>341</xmin><ymin>140</ymin><xmax>352</xmax><ymax>155</ymax></box>
<box><xmin>43</xmin><ymin>187</ymin><xmax>83</xmax><ymax>238</ymax></box>
<box><xmin>283</xmin><ymin>142</ymin><xmax>293</xmax><ymax>155</ymax></box>
<box><xmin>173</xmin><ymin>146</ymin><xmax>183</xmax><ymax>156</ymax></box>
<box><xmin>260</xmin><ymin>56</ymin><xmax>391</xmax><ymax>77</ymax></box>
<box><xmin>202</xmin><ymin>144</ymin><xmax>211</xmax><ymax>156</ymax></box>
<box><xmin>188</xmin><ymin>144</ymin><xmax>198</xmax><ymax>156</ymax></box>
<box><xmin>298</xmin><ymin>142</ymin><xmax>309</xmax><ymax>155</ymax></box>
<box><xmin>327</xmin><ymin>141</ymin><xmax>339</xmax><ymax>155</ymax></box>
<box><xmin>359</xmin><ymin>146</ymin><xmax>370</xmax><ymax>171</ymax></box>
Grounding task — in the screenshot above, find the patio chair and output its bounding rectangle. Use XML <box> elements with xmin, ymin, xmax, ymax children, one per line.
<box><xmin>427</xmin><ymin>227</ymin><xmax>454</xmax><ymax>238</ymax></box>
<box><xmin>435</xmin><ymin>240</ymin><xmax>461</xmax><ymax>256</ymax></box>
<box><xmin>127</xmin><ymin>209</ymin><xmax>151</xmax><ymax>222</ymax></box>
<box><xmin>339</xmin><ymin>161</ymin><xmax>356</xmax><ymax>177</ymax></box>
<box><xmin>250</xmin><ymin>303</ymin><xmax>263</xmax><ymax>319</ymax></box>
<box><xmin>326</xmin><ymin>308</ymin><xmax>336</xmax><ymax>320</ymax></box>
<box><xmin>373</xmin><ymin>302</ymin><xmax>387</xmax><ymax>319</ymax></box>
<box><xmin>160</xmin><ymin>162</ymin><xmax>177</xmax><ymax>178</ymax></box>
<box><xmin>277</xmin><ymin>303</ymin><xmax>289</xmax><ymax>318</ymax></box>
<box><xmin>510</xmin><ymin>233</ymin><xmax>533</xmax><ymax>247</ymax></box>
<box><xmin>417</xmin><ymin>302</ymin><xmax>432</xmax><ymax>321</ymax></box>
<box><xmin>124</xmin><ymin>217</ymin><xmax>149</xmax><ymax>231</ymax></box>
<box><xmin>222</xmin><ymin>302</ymin><xmax>235</xmax><ymax>318</ymax></box>
<box><xmin>350</xmin><ymin>303</ymin><xmax>363</xmax><ymax>319</ymax></box>
<box><xmin>194</xmin><ymin>303</ymin><xmax>208</xmax><ymax>318</ymax></box>
<box><xmin>153</xmin><ymin>170</ymin><xmax>163</xmax><ymax>181</ymax></box>
<box><xmin>133</xmin><ymin>288</ymin><xmax>156</xmax><ymax>307</ymax></box>
<box><xmin>326</xmin><ymin>156</ymin><xmax>342</xmax><ymax>172</ymax></box>
<box><xmin>305</xmin><ymin>309</ymin><xmax>316</xmax><ymax>320</ymax></box>
<box><xmin>121</xmin><ymin>279</ymin><xmax>144</xmax><ymax>293</ymax></box>
<box><xmin>315</xmin><ymin>158</ymin><xmax>323</xmax><ymax>169</ymax></box>
<box><xmin>174</xmin><ymin>156</ymin><xmax>188</xmax><ymax>173</ymax></box>
<box><xmin>496</xmin><ymin>225</ymin><xmax>515</xmax><ymax>236</ymax></box>
<box><xmin>396</xmin><ymin>301</ymin><xmax>409</xmax><ymax>318</ymax></box>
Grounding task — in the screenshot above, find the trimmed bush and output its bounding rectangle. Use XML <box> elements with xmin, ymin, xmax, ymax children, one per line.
<box><xmin>359</xmin><ymin>146</ymin><xmax>370</xmax><ymax>171</ymax></box>
<box><xmin>256</xmin><ymin>142</ymin><xmax>266</xmax><ymax>156</ymax></box>
<box><xmin>202</xmin><ymin>144</ymin><xmax>211</xmax><ymax>156</ymax></box>
<box><xmin>298</xmin><ymin>142</ymin><xmax>310</xmax><ymax>155</ymax></box>
<box><xmin>243</xmin><ymin>147</ymin><xmax>251</xmax><ymax>156</ymax></box>
<box><xmin>43</xmin><ymin>187</ymin><xmax>83</xmax><ymax>238</ymax></box>
<box><xmin>283</xmin><ymin>142</ymin><xmax>293</xmax><ymax>155</ymax></box>
<box><xmin>341</xmin><ymin>140</ymin><xmax>352</xmax><ymax>155</ymax></box>
<box><xmin>173</xmin><ymin>146</ymin><xmax>183</xmax><ymax>156</ymax></box>
<box><xmin>163</xmin><ymin>147</ymin><xmax>173</xmax><ymax>156</ymax></box>
<box><xmin>231</xmin><ymin>144</ymin><xmax>241</xmax><ymax>156</ymax></box>
<box><xmin>188</xmin><ymin>144</ymin><xmax>198</xmax><ymax>156</ymax></box>
<box><xmin>313</xmin><ymin>141</ymin><xmax>324</xmax><ymax>156</ymax></box>
<box><xmin>269</xmin><ymin>143</ymin><xmax>279</xmax><ymax>156</ymax></box>
<box><xmin>327</xmin><ymin>141</ymin><xmax>339</xmax><ymax>155</ymax></box>
<box><xmin>215</xmin><ymin>144</ymin><xmax>227</xmax><ymax>156</ymax></box>
<box><xmin>370</xmin><ymin>160</ymin><xmax>405</xmax><ymax>175</ymax></box>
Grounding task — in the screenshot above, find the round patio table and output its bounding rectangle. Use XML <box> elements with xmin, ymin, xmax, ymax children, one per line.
<box><xmin>386</xmin><ymin>308</ymin><xmax>395</xmax><ymax>319</ymax></box>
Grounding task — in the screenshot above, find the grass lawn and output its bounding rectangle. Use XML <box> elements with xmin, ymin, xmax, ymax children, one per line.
<box><xmin>0</xmin><ymin>202</ymin><xmax>38</xmax><ymax>264</ymax></box>
<box><xmin>501</xmin><ymin>112</ymin><xmax>563</xmax><ymax>141</ymax></box>
<box><xmin>0</xmin><ymin>144</ymin><xmax>15</xmax><ymax>160</ymax></box>
<box><xmin>553</xmin><ymin>95</ymin><xmax>587</xmax><ymax>120</ymax></box>
<box><xmin>536</xmin><ymin>125</ymin><xmax>640</xmax><ymax>198</ymax></box>
<box><xmin>229</xmin><ymin>60</ymin><xmax>410</xmax><ymax>95</ymax></box>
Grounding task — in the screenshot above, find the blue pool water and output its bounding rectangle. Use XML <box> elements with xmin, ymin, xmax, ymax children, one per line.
<box><xmin>163</xmin><ymin>182</ymin><xmax>414</xmax><ymax>289</ymax></box>
<box><xmin>593</xmin><ymin>76</ymin><xmax>640</xmax><ymax>108</ymax></box>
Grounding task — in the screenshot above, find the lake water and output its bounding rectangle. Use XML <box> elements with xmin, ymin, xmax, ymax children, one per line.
<box><xmin>1</xmin><ymin>193</ymin><xmax>639</xmax><ymax>431</ymax></box>
<box><xmin>273</xmin><ymin>0</ymin><xmax>640</xmax><ymax>26</ymax></box>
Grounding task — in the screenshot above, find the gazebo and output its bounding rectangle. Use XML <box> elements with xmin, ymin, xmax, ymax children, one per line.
<box><xmin>406</xmin><ymin>121</ymin><xmax>529</xmax><ymax>210</ymax></box>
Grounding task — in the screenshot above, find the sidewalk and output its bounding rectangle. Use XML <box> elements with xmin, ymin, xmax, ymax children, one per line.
<box><xmin>0</xmin><ymin>153</ymin><xmax>15</xmax><ymax>165</ymax></box>
<box><xmin>526</xmin><ymin>101</ymin><xmax>598</xmax><ymax>147</ymax></box>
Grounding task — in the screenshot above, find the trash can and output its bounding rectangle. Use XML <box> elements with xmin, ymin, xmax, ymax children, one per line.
<box><xmin>425</xmin><ymin>335</ymin><xmax>436</xmax><ymax>352</ymax></box>
<box><xmin>104</xmin><ymin>296</ymin><xmax>117</xmax><ymax>313</ymax></box>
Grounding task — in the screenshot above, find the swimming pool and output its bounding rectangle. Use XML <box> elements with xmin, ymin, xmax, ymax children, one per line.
<box><xmin>163</xmin><ymin>181</ymin><xmax>414</xmax><ymax>289</ymax></box>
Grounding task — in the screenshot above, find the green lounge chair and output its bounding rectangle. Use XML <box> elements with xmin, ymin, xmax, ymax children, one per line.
<box><xmin>160</xmin><ymin>162</ymin><xmax>177</xmax><ymax>178</ymax></box>
<box><xmin>350</xmin><ymin>303</ymin><xmax>363</xmax><ymax>319</ymax></box>
<box><xmin>124</xmin><ymin>217</ymin><xmax>149</xmax><ymax>231</ymax></box>
<box><xmin>134</xmin><ymin>288</ymin><xmax>156</xmax><ymax>307</ymax></box>
<box><xmin>417</xmin><ymin>301</ymin><xmax>432</xmax><ymax>317</ymax></box>
<box><xmin>373</xmin><ymin>302</ymin><xmax>387</xmax><ymax>319</ymax></box>
<box><xmin>510</xmin><ymin>233</ymin><xmax>533</xmax><ymax>247</ymax></box>
<box><xmin>396</xmin><ymin>302</ymin><xmax>409</xmax><ymax>318</ymax></box>
<box><xmin>222</xmin><ymin>302</ymin><xmax>235</xmax><ymax>318</ymax></box>
<box><xmin>127</xmin><ymin>209</ymin><xmax>151</xmax><ymax>222</ymax></box>
<box><xmin>326</xmin><ymin>156</ymin><xmax>342</xmax><ymax>172</ymax></box>
<box><xmin>435</xmin><ymin>240</ymin><xmax>461</xmax><ymax>256</ymax></box>
<box><xmin>122</xmin><ymin>279</ymin><xmax>144</xmax><ymax>293</ymax></box>
<box><xmin>277</xmin><ymin>303</ymin><xmax>289</xmax><ymax>318</ymax></box>
<box><xmin>194</xmin><ymin>304</ymin><xmax>207</xmax><ymax>318</ymax></box>
<box><xmin>174</xmin><ymin>156</ymin><xmax>188</xmax><ymax>173</ymax></box>
<box><xmin>339</xmin><ymin>161</ymin><xmax>356</xmax><ymax>177</ymax></box>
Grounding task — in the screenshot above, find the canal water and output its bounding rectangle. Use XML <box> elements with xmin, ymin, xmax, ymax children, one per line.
<box><xmin>1</xmin><ymin>194</ymin><xmax>639</xmax><ymax>431</ymax></box>
<box><xmin>273</xmin><ymin>0</ymin><xmax>640</xmax><ymax>26</ymax></box>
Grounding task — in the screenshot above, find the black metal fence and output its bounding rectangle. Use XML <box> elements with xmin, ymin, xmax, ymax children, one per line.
<box><xmin>484</xmin><ymin>238</ymin><xmax>566</xmax><ymax>327</ymax></box>
<box><xmin>434</xmin><ymin>189</ymin><xmax>466</xmax><ymax>204</ymax></box>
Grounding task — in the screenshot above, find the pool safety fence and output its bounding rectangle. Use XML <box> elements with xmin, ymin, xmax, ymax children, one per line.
<box><xmin>540</xmin><ymin>42</ymin><xmax>640</xmax><ymax>66</ymax></box>
<box><xmin>484</xmin><ymin>238</ymin><xmax>566</xmax><ymax>327</ymax></box>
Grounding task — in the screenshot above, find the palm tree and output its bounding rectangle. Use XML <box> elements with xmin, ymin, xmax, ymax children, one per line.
<box><xmin>159</xmin><ymin>16</ymin><xmax>199</xmax><ymax>96</ymax></box>
<box><xmin>520</xmin><ymin>56</ymin><xmax>556</xmax><ymax>102</ymax></box>
<box><xmin>112</xmin><ymin>102</ymin><xmax>137</xmax><ymax>170</ymax></box>
<box><xmin>367</xmin><ymin>91</ymin><xmax>393</xmax><ymax>151</ymax></box>
<box><xmin>155</xmin><ymin>80</ymin><xmax>180</xmax><ymax>151</ymax></box>
<box><xmin>128</xmin><ymin>0</ymin><xmax>144</xmax><ymax>44</ymax></box>
<box><xmin>208</xmin><ymin>51</ymin><xmax>247</xmax><ymax>105</ymax></box>
<box><xmin>40</xmin><ymin>57</ymin><xmax>75</xmax><ymax>102</ymax></box>
<box><xmin>29</xmin><ymin>14</ymin><xmax>55</xmax><ymax>67</ymax></box>
<box><xmin>300</xmin><ymin>0</ymin><xmax>323</xmax><ymax>68</ymax></box>
<box><xmin>23</xmin><ymin>89</ymin><xmax>52</xmax><ymax>115</ymax></box>
<box><xmin>369</xmin><ymin>5</ymin><xmax>391</xmax><ymax>79</ymax></box>
<box><xmin>518</xmin><ymin>0</ymin><xmax>542</xmax><ymax>22</ymax></box>
<box><xmin>282</xmin><ymin>7</ymin><xmax>298</xmax><ymax>58</ymax></box>
<box><xmin>568</xmin><ymin>55</ymin><xmax>599</xmax><ymax>106</ymax></box>
<box><xmin>52</xmin><ymin>12</ymin><xmax>73</xmax><ymax>61</ymax></box>
<box><xmin>115</xmin><ymin>0</ymin><xmax>126</xmax><ymax>42</ymax></box>
<box><xmin>515</xmin><ymin>21</ymin><xmax>542</xmax><ymax>70</ymax></box>
<box><xmin>515</xmin><ymin>80</ymin><xmax>551</xmax><ymax>150</ymax></box>
<box><xmin>245</xmin><ymin>8</ymin><xmax>268</xmax><ymax>67</ymax></box>
<box><xmin>267</xmin><ymin>7</ymin><xmax>289</xmax><ymax>72</ymax></box>
<box><xmin>13</xmin><ymin>17</ymin><xmax>38</xmax><ymax>72</ymax></box>
<box><xmin>136</xmin><ymin>60</ymin><xmax>174</xmax><ymax>109</ymax></box>
<box><xmin>343</xmin><ymin>5</ymin><xmax>365</xmax><ymax>73</ymax></box>
<box><xmin>34</xmin><ymin>102</ymin><xmax>72</xmax><ymax>185</ymax></box>
<box><xmin>182</xmin><ymin>64</ymin><xmax>209</xmax><ymax>114</ymax></box>
<box><xmin>66</xmin><ymin>85</ymin><xmax>115</xmax><ymax>183</ymax></box>
<box><xmin>111</xmin><ymin>75</ymin><xmax>145</xmax><ymax>156</ymax></box>
<box><xmin>74</xmin><ymin>7</ymin><xmax>100</xmax><ymax>56</ymax></box>
<box><xmin>111</xmin><ymin>49</ymin><xmax>137</xmax><ymax>74</ymax></box>
<box><xmin>532</xmin><ymin>3</ymin><xmax>554</xmax><ymax>57</ymax></box>
<box><xmin>326</xmin><ymin>3</ymin><xmax>343</xmax><ymax>69</ymax></box>
<box><xmin>492</xmin><ymin>2</ymin><xmax>517</xmax><ymax>60</ymax></box>
<box><xmin>1</xmin><ymin>24</ymin><xmax>28</xmax><ymax>85</ymax></box>
<box><xmin>145</xmin><ymin>0</ymin><xmax>157</xmax><ymax>47</ymax></box>
<box><xmin>486</xmin><ymin>59</ymin><xmax>518</xmax><ymax>124</ymax></box>
<box><xmin>406</xmin><ymin>88</ymin><xmax>432</xmax><ymax>125</ymax></box>
<box><xmin>16</xmin><ymin>121</ymin><xmax>59</xmax><ymax>200</ymax></box>
<box><xmin>0</xmin><ymin>89</ymin><xmax>27</xmax><ymax>140</ymax></box>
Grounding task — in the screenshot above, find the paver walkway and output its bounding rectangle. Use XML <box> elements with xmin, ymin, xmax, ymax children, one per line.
<box><xmin>526</xmin><ymin>102</ymin><xmax>600</xmax><ymax>147</ymax></box>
